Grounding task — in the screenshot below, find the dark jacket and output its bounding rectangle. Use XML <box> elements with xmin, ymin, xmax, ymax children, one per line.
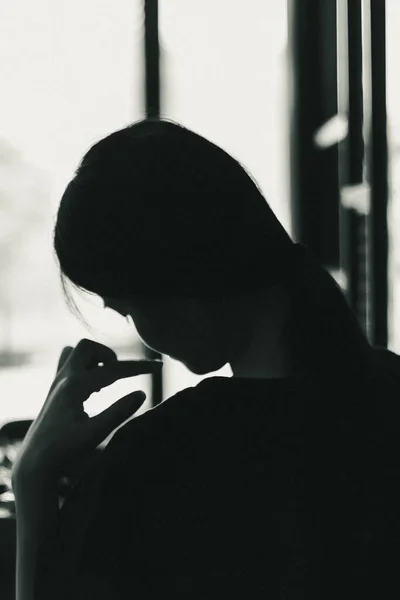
<box><xmin>35</xmin><ymin>366</ymin><xmax>400</xmax><ymax>599</ymax></box>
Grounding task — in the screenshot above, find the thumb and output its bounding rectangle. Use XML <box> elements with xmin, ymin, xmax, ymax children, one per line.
<box><xmin>90</xmin><ymin>390</ymin><xmax>147</xmax><ymax>444</ymax></box>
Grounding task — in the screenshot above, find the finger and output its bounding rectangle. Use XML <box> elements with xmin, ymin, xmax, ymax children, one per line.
<box><xmin>89</xmin><ymin>390</ymin><xmax>147</xmax><ymax>446</ymax></box>
<box><xmin>70</xmin><ymin>339</ymin><xmax>117</xmax><ymax>370</ymax></box>
<box><xmin>56</xmin><ymin>346</ymin><xmax>74</xmax><ymax>373</ymax></box>
<box><xmin>85</xmin><ymin>360</ymin><xmax>163</xmax><ymax>395</ymax></box>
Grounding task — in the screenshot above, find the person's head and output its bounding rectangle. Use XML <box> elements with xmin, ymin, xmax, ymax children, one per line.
<box><xmin>53</xmin><ymin>118</ymin><xmax>373</xmax><ymax>378</ymax></box>
<box><xmin>98</xmin><ymin>288</ymin><xmax>287</xmax><ymax>376</ymax></box>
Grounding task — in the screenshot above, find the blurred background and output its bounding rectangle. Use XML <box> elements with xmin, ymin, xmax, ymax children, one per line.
<box><xmin>0</xmin><ymin>0</ymin><xmax>291</xmax><ymax>437</ymax></box>
<box><xmin>0</xmin><ymin>0</ymin><xmax>397</xmax><ymax>532</ymax></box>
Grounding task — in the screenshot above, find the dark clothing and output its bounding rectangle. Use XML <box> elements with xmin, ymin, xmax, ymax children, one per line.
<box><xmin>36</xmin><ymin>371</ymin><xmax>400</xmax><ymax>599</ymax></box>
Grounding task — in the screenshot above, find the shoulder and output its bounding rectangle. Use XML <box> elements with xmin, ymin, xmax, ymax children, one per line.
<box><xmin>91</xmin><ymin>377</ymin><xmax>220</xmax><ymax>475</ymax></box>
<box><xmin>110</xmin><ymin>376</ymin><xmax>217</xmax><ymax>442</ymax></box>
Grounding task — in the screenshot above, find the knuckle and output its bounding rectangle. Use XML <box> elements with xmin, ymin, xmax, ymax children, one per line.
<box><xmin>97</xmin><ymin>346</ymin><xmax>117</xmax><ymax>362</ymax></box>
<box><xmin>58</xmin><ymin>347</ymin><xmax>73</xmax><ymax>364</ymax></box>
<box><xmin>73</xmin><ymin>339</ymin><xmax>117</xmax><ymax>368</ymax></box>
<box><xmin>76</xmin><ymin>338</ymin><xmax>94</xmax><ymax>350</ymax></box>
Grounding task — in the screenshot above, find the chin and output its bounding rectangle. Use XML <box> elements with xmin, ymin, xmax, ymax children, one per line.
<box><xmin>183</xmin><ymin>356</ymin><xmax>227</xmax><ymax>376</ymax></box>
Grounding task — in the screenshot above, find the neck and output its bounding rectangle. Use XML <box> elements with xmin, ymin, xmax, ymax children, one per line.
<box><xmin>229</xmin><ymin>285</ymin><xmax>292</xmax><ymax>380</ymax></box>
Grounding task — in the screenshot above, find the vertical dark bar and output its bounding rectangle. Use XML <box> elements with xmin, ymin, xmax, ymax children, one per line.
<box><xmin>143</xmin><ymin>0</ymin><xmax>163</xmax><ymax>405</ymax></box>
<box><xmin>368</xmin><ymin>0</ymin><xmax>388</xmax><ymax>347</ymax></box>
<box><xmin>347</xmin><ymin>0</ymin><xmax>364</xmax><ymax>185</ymax></box>
<box><xmin>339</xmin><ymin>0</ymin><xmax>368</xmax><ymax>332</ymax></box>
<box><xmin>144</xmin><ymin>0</ymin><xmax>160</xmax><ymax>119</ymax></box>
<box><xmin>288</xmin><ymin>0</ymin><xmax>340</xmax><ymax>268</ymax></box>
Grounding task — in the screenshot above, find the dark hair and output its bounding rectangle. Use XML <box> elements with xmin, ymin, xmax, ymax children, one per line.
<box><xmin>53</xmin><ymin>117</ymin><xmax>376</xmax><ymax>377</ymax></box>
<box><xmin>54</xmin><ymin>118</ymin><xmax>297</xmax><ymax>302</ymax></box>
<box><xmin>282</xmin><ymin>256</ymin><xmax>375</xmax><ymax>379</ymax></box>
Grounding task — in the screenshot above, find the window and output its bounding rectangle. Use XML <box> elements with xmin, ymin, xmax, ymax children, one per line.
<box><xmin>386</xmin><ymin>0</ymin><xmax>400</xmax><ymax>352</ymax></box>
<box><xmin>0</xmin><ymin>0</ymin><xmax>289</xmax><ymax>423</ymax></box>
<box><xmin>0</xmin><ymin>0</ymin><xmax>151</xmax><ymax>434</ymax></box>
<box><xmin>160</xmin><ymin>0</ymin><xmax>289</xmax><ymax>396</ymax></box>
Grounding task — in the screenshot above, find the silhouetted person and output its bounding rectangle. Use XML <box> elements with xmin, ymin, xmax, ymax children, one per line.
<box><xmin>36</xmin><ymin>119</ymin><xmax>400</xmax><ymax>598</ymax></box>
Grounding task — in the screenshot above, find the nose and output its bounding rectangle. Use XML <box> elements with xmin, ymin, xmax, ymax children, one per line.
<box><xmin>103</xmin><ymin>298</ymin><xmax>130</xmax><ymax>318</ymax></box>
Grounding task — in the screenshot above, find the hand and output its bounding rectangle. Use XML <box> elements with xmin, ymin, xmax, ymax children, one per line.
<box><xmin>12</xmin><ymin>339</ymin><xmax>162</xmax><ymax>483</ymax></box>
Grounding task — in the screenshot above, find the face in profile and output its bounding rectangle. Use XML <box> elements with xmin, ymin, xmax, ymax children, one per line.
<box><xmin>103</xmin><ymin>295</ymin><xmax>234</xmax><ymax>375</ymax></box>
